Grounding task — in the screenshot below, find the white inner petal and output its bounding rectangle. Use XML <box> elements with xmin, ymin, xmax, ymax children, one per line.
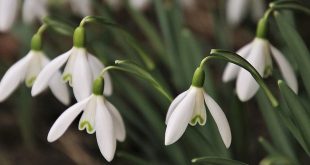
<box><xmin>79</xmin><ymin>96</ymin><xmax>97</xmax><ymax>134</ymax></box>
<box><xmin>25</xmin><ymin>52</ymin><xmax>43</xmax><ymax>87</ymax></box>
<box><xmin>190</xmin><ymin>89</ymin><xmax>206</xmax><ymax>126</ymax></box>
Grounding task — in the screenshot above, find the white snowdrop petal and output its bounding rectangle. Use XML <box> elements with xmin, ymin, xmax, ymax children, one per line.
<box><xmin>47</xmin><ymin>96</ymin><xmax>92</xmax><ymax>142</ymax></box>
<box><xmin>165</xmin><ymin>90</ymin><xmax>188</xmax><ymax>124</ymax></box>
<box><xmin>0</xmin><ymin>53</ymin><xmax>33</xmax><ymax>102</ymax></box>
<box><xmin>222</xmin><ymin>42</ymin><xmax>253</xmax><ymax>82</ymax></box>
<box><xmin>0</xmin><ymin>0</ymin><xmax>18</xmax><ymax>31</ymax></box>
<box><xmin>105</xmin><ymin>100</ymin><xmax>126</xmax><ymax>142</ymax></box>
<box><xmin>95</xmin><ymin>96</ymin><xmax>116</xmax><ymax>162</ymax></box>
<box><xmin>270</xmin><ymin>45</ymin><xmax>298</xmax><ymax>93</ymax></box>
<box><xmin>25</xmin><ymin>52</ymin><xmax>42</xmax><ymax>87</ymax></box>
<box><xmin>87</xmin><ymin>54</ymin><xmax>113</xmax><ymax>96</ymax></box>
<box><xmin>236</xmin><ymin>39</ymin><xmax>268</xmax><ymax>101</ymax></box>
<box><xmin>129</xmin><ymin>0</ymin><xmax>150</xmax><ymax>10</ymax></box>
<box><xmin>22</xmin><ymin>0</ymin><xmax>48</xmax><ymax>24</ymax></box>
<box><xmin>226</xmin><ymin>0</ymin><xmax>248</xmax><ymax>26</ymax></box>
<box><xmin>62</xmin><ymin>52</ymin><xmax>77</xmax><ymax>86</ymax></box>
<box><xmin>37</xmin><ymin>53</ymin><xmax>71</xmax><ymax>105</ymax></box>
<box><xmin>32</xmin><ymin>49</ymin><xmax>72</xmax><ymax>96</ymax></box>
<box><xmin>72</xmin><ymin>49</ymin><xmax>92</xmax><ymax>101</ymax></box>
<box><xmin>78</xmin><ymin>97</ymin><xmax>97</xmax><ymax>134</ymax></box>
<box><xmin>204</xmin><ymin>92</ymin><xmax>232</xmax><ymax>148</ymax></box>
<box><xmin>165</xmin><ymin>87</ymin><xmax>197</xmax><ymax>145</ymax></box>
<box><xmin>69</xmin><ymin>0</ymin><xmax>92</xmax><ymax>16</ymax></box>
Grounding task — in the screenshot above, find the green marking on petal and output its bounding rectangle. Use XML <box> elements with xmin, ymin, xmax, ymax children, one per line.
<box><xmin>264</xmin><ymin>65</ymin><xmax>273</xmax><ymax>78</ymax></box>
<box><xmin>25</xmin><ymin>77</ymin><xmax>37</xmax><ymax>87</ymax></box>
<box><xmin>190</xmin><ymin>115</ymin><xmax>205</xmax><ymax>126</ymax></box>
<box><xmin>79</xmin><ymin>121</ymin><xmax>94</xmax><ymax>134</ymax></box>
<box><xmin>62</xmin><ymin>74</ymin><xmax>72</xmax><ymax>85</ymax></box>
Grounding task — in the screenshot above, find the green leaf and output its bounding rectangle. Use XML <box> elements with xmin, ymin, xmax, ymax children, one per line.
<box><xmin>191</xmin><ymin>156</ymin><xmax>248</xmax><ymax>165</ymax></box>
<box><xmin>117</xmin><ymin>151</ymin><xmax>150</xmax><ymax>165</ymax></box>
<box><xmin>208</xmin><ymin>49</ymin><xmax>279</xmax><ymax>107</ymax></box>
<box><xmin>103</xmin><ymin>60</ymin><xmax>172</xmax><ymax>101</ymax></box>
<box><xmin>43</xmin><ymin>17</ymin><xmax>74</xmax><ymax>36</ymax></box>
<box><xmin>274</xmin><ymin>13</ymin><xmax>310</xmax><ymax>97</ymax></box>
<box><xmin>278</xmin><ymin>80</ymin><xmax>310</xmax><ymax>149</ymax></box>
<box><xmin>256</xmin><ymin>91</ymin><xmax>297</xmax><ymax>162</ymax></box>
<box><xmin>259</xmin><ymin>156</ymin><xmax>293</xmax><ymax>165</ymax></box>
<box><xmin>81</xmin><ymin>16</ymin><xmax>155</xmax><ymax>70</ymax></box>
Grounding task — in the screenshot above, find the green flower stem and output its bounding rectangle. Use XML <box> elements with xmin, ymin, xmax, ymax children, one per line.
<box><xmin>199</xmin><ymin>49</ymin><xmax>279</xmax><ymax>107</ymax></box>
<box><xmin>79</xmin><ymin>16</ymin><xmax>155</xmax><ymax>70</ymax></box>
<box><xmin>100</xmin><ymin>62</ymin><xmax>173</xmax><ymax>101</ymax></box>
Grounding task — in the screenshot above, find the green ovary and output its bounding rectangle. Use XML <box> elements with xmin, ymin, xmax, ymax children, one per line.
<box><xmin>25</xmin><ymin>77</ymin><xmax>36</xmax><ymax>87</ymax></box>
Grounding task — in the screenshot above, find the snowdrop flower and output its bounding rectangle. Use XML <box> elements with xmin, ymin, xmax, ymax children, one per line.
<box><xmin>226</xmin><ymin>0</ymin><xmax>265</xmax><ymax>26</ymax></box>
<box><xmin>222</xmin><ymin>37</ymin><xmax>298</xmax><ymax>101</ymax></box>
<box><xmin>105</xmin><ymin>0</ymin><xmax>150</xmax><ymax>11</ymax></box>
<box><xmin>47</xmin><ymin>78</ymin><xmax>125</xmax><ymax>162</ymax></box>
<box><xmin>32</xmin><ymin>27</ymin><xmax>112</xmax><ymax>101</ymax></box>
<box><xmin>69</xmin><ymin>0</ymin><xmax>92</xmax><ymax>17</ymax></box>
<box><xmin>22</xmin><ymin>0</ymin><xmax>48</xmax><ymax>24</ymax></box>
<box><xmin>0</xmin><ymin>0</ymin><xmax>18</xmax><ymax>32</ymax></box>
<box><xmin>165</xmin><ymin>68</ymin><xmax>231</xmax><ymax>148</ymax></box>
<box><xmin>0</xmin><ymin>34</ymin><xmax>70</xmax><ymax>104</ymax></box>
<box><xmin>129</xmin><ymin>0</ymin><xmax>150</xmax><ymax>10</ymax></box>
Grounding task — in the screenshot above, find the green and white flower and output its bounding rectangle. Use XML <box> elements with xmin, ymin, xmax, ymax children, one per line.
<box><xmin>223</xmin><ymin>38</ymin><xmax>298</xmax><ymax>101</ymax></box>
<box><xmin>47</xmin><ymin>78</ymin><xmax>125</xmax><ymax>162</ymax></box>
<box><xmin>32</xmin><ymin>27</ymin><xmax>112</xmax><ymax>102</ymax></box>
<box><xmin>165</xmin><ymin>68</ymin><xmax>231</xmax><ymax>148</ymax></box>
<box><xmin>0</xmin><ymin>50</ymin><xmax>70</xmax><ymax>104</ymax></box>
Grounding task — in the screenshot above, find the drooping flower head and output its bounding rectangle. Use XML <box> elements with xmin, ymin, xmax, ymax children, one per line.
<box><xmin>226</xmin><ymin>0</ymin><xmax>265</xmax><ymax>27</ymax></box>
<box><xmin>165</xmin><ymin>67</ymin><xmax>232</xmax><ymax>148</ymax></box>
<box><xmin>0</xmin><ymin>0</ymin><xmax>19</xmax><ymax>32</ymax></box>
<box><xmin>47</xmin><ymin>77</ymin><xmax>125</xmax><ymax>162</ymax></box>
<box><xmin>0</xmin><ymin>33</ymin><xmax>70</xmax><ymax>104</ymax></box>
<box><xmin>222</xmin><ymin>19</ymin><xmax>298</xmax><ymax>101</ymax></box>
<box><xmin>32</xmin><ymin>26</ymin><xmax>113</xmax><ymax>102</ymax></box>
<box><xmin>22</xmin><ymin>0</ymin><xmax>48</xmax><ymax>24</ymax></box>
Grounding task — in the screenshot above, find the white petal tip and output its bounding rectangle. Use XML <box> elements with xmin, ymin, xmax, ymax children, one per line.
<box><xmin>47</xmin><ymin>135</ymin><xmax>56</xmax><ymax>143</ymax></box>
<box><xmin>164</xmin><ymin>136</ymin><xmax>176</xmax><ymax>146</ymax></box>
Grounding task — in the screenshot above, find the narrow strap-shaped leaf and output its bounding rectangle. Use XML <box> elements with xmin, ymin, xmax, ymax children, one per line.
<box><xmin>117</xmin><ymin>152</ymin><xmax>150</xmax><ymax>165</ymax></box>
<box><xmin>260</xmin><ymin>156</ymin><xmax>294</xmax><ymax>165</ymax></box>
<box><xmin>278</xmin><ymin>80</ymin><xmax>310</xmax><ymax>148</ymax></box>
<box><xmin>192</xmin><ymin>156</ymin><xmax>248</xmax><ymax>165</ymax></box>
<box><xmin>274</xmin><ymin>13</ymin><xmax>310</xmax><ymax>97</ymax></box>
<box><xmin>208</xmin><ymin>49</ymin><xmax>279</xmax><ymax>107</ymax></box>
<box><xmin>102</xmin><ymin>60</ymin><xmax>172</xmax><ymax>101</ymax></box>
<box><xmin>258</xmin><ymin>137</ymin><xmax>282</xmax><ymax>156</ymax></box>
<box><xmin>80</xmin><ymin>16</ymin><xmax>155</xmax><ymax>70</ymax></box>
<box><xmin>43</xmin><ymin>17</ymin><xmax>74</xmax><ymax>36</ymax></box>
<box><xmin>256</xmin><ymin>91</ymin><xmax>298</xmax><ymax>162</ymax></box>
